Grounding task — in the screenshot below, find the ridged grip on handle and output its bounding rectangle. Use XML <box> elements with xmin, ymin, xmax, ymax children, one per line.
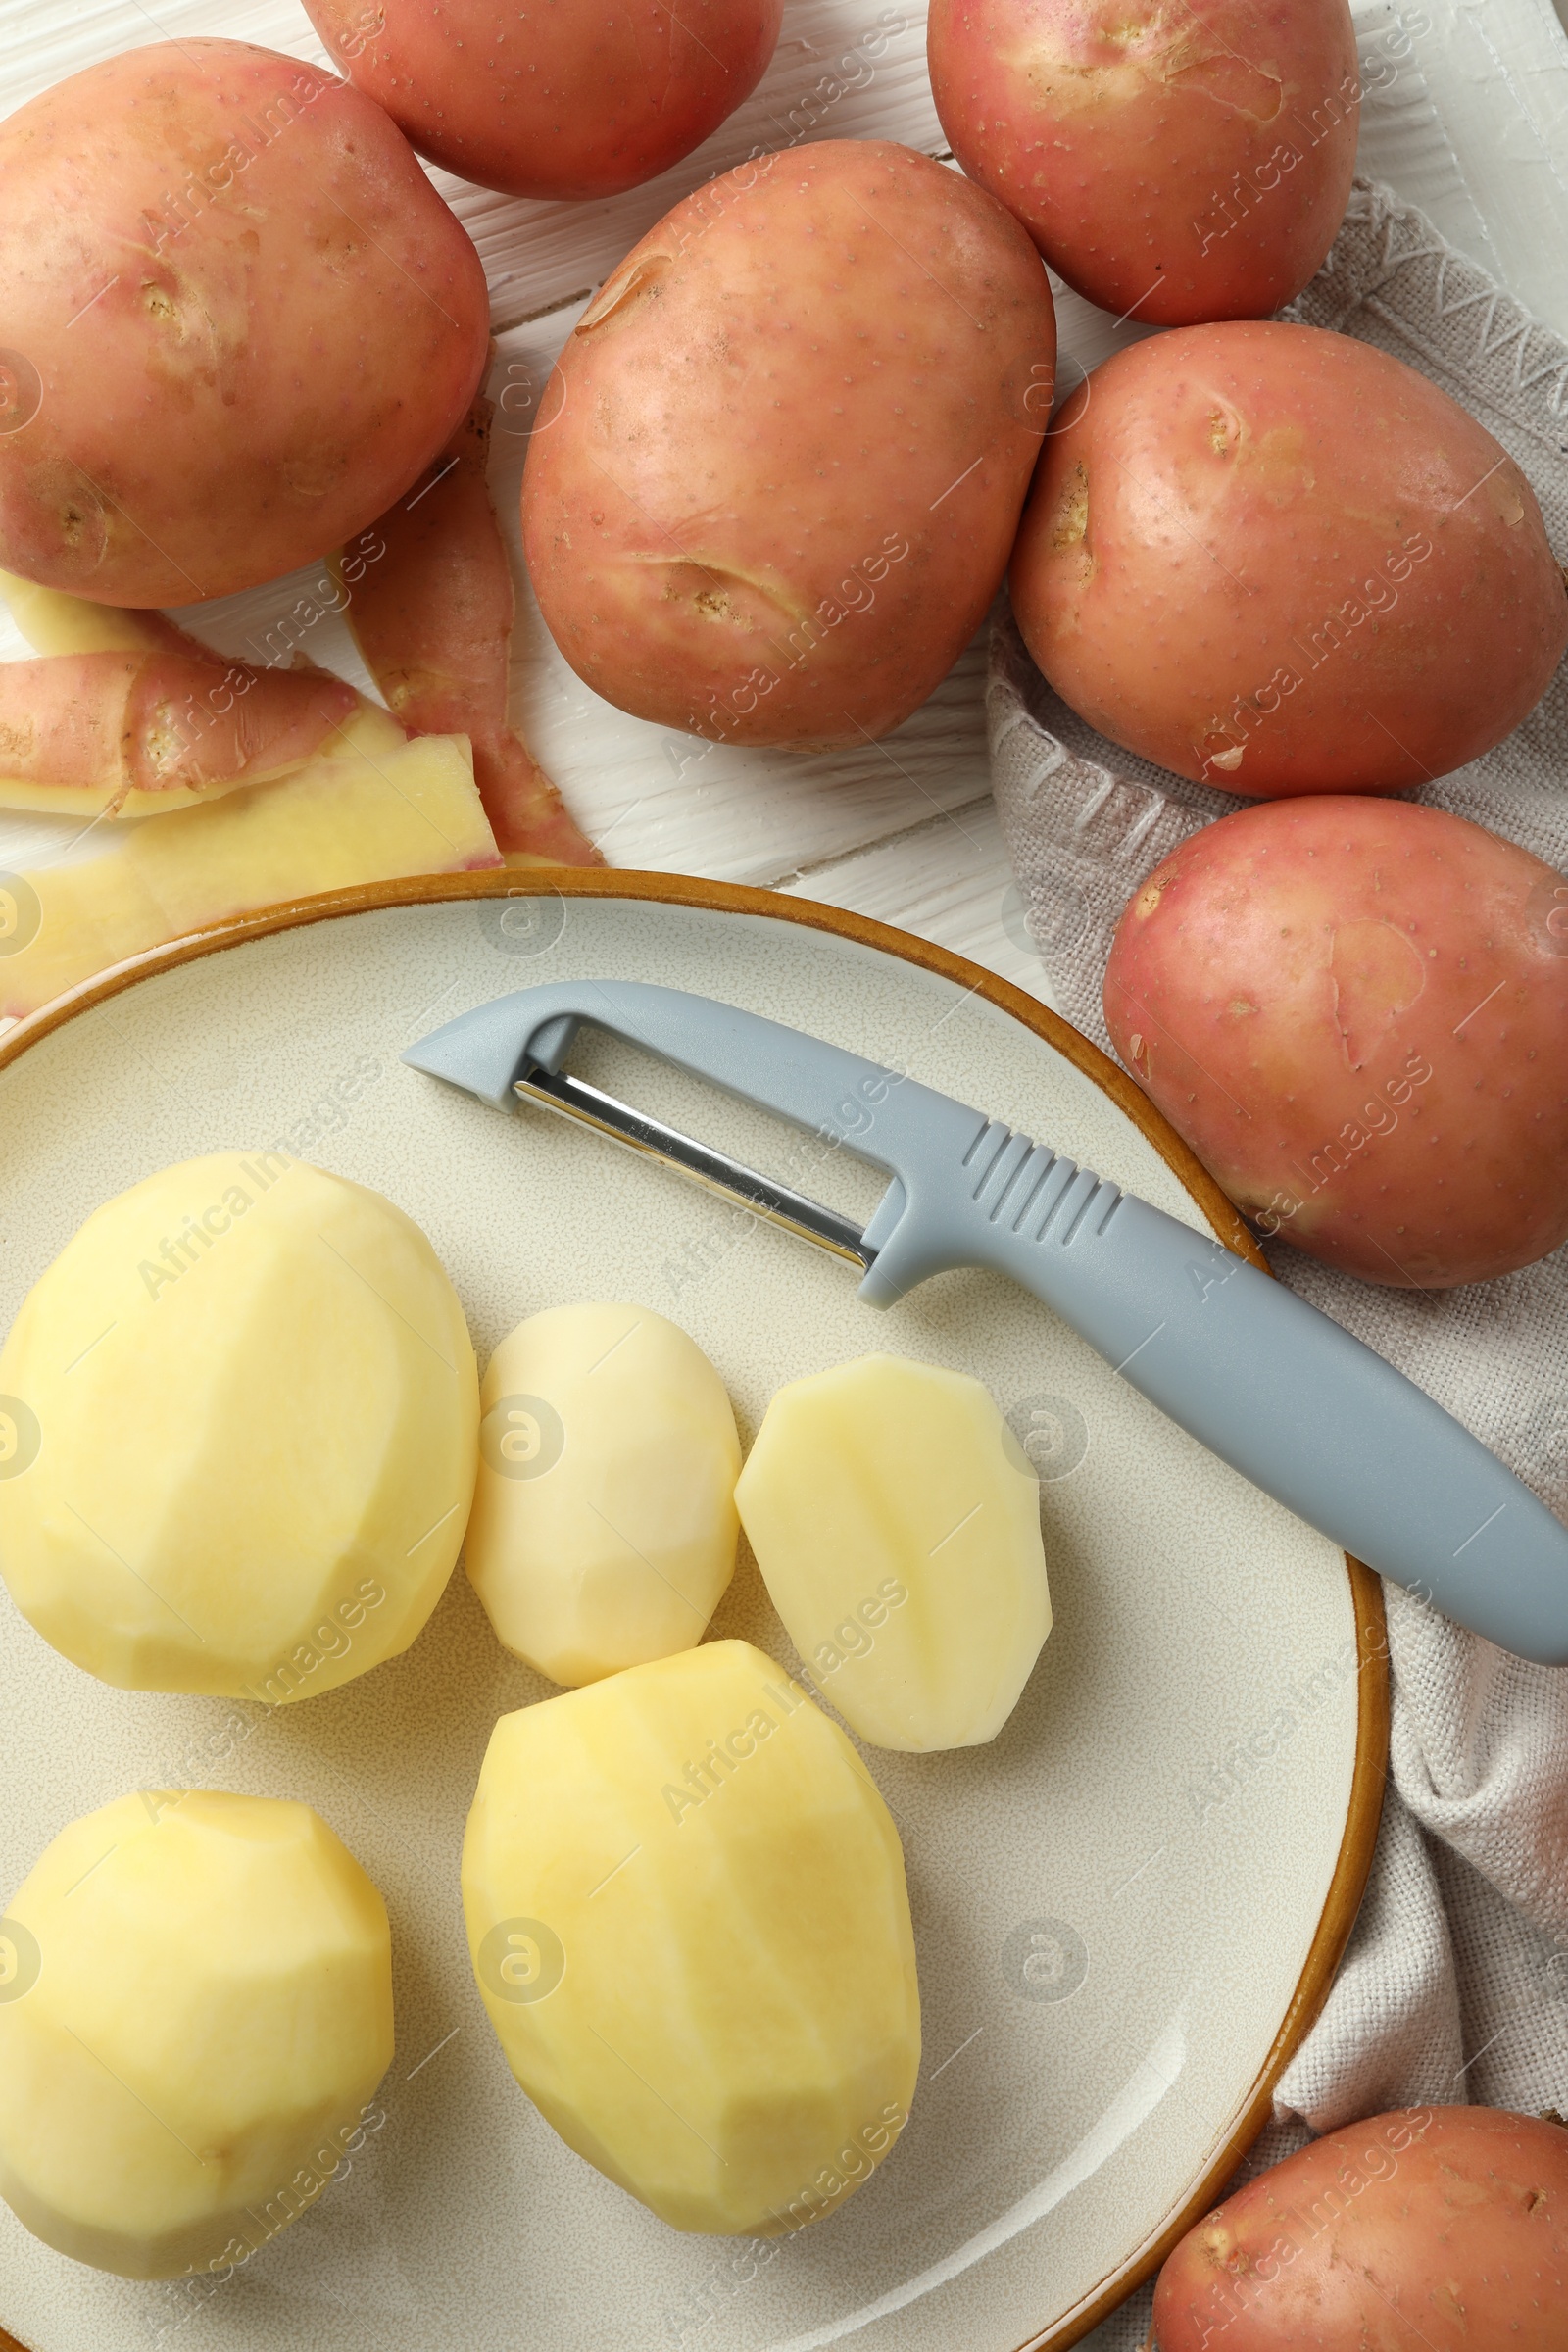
<box><xmin>870</xmin><ymin>1123</ymin><xmax>1568</xmax><ymax>1665</ymax></box>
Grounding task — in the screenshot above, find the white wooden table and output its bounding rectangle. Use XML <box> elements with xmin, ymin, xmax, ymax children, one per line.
<box><xmin>3</xmin><ymin>0</ymin><xmax>1568</xmax><ymax>1016</ymax></box>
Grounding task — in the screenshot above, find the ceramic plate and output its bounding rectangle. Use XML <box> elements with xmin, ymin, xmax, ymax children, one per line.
<box><xmin>0</xmin><ymin>874</ymin><xmax>1385</xmax><ymax>2352</ymax></box>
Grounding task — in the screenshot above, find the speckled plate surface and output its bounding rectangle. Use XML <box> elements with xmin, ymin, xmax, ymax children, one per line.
<box><xmin>0</xmin><ymin>874</ymin><xmax>1385</xmax><ymax>2352</ymax></box>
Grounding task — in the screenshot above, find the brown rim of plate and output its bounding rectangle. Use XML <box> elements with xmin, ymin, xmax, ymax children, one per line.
<box><xmin>0</xmin><ymin>865</ymin><xmax>1389</xmax><ymax>2352</ymax></box>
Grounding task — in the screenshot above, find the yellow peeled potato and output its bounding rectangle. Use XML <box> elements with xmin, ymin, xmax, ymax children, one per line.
<box><xmin>465</xmin><ymin>1303</ymin><xmax>741</xmax><ymax>1685</ymax></box>
<box><xmin>462</xmin><ymin>1640</ymin><xmax>920</xmax><ymax>2235</ymax></box>
<box><xmin>0</xmin><ymin>1154</ymin><xmax>479</xmax><ymax>1699</ymax></box>
<box><xmin>0</xmin><ymin>1791</ymin><xmax>393</xmax><ymax>2278</ymax></box>
<box><xmin>0</xmin><ymin>567</ymin><xmax>172</xmax><ymax>655</ymax></box>
<box><xmin>736</xmin><ymin>1353</ymin><xmax>1052</xmax><ymax>1750</ymax></box>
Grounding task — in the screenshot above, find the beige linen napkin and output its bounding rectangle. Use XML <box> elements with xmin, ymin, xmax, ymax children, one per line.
<box><xmin>989</xmin><ymin>178</ymin><xmax>1568</xmax><ymax>2348</ymax></box>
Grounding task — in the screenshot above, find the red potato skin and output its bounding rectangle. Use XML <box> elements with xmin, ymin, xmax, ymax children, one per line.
<box><xmin>338</xmin><ymin>402</ymin><xmax>600</xmax><ymax>867</ymax></box>
<box><xmin>0</xmin><ymin>653</ymin><xmax>356</xmax><ymax>802</ymax></box>
<box><xmin>1152</xmin><ymin>2106</ymin><xmax>1568</xmax><ymax>2350</ymax></box>
<box><xmin>521</xmin><ymin>140</ymin><xmax>1057</xmax><ymax>748</ymax></box>
<box><xmin>1104</xmin><ymin>798</ymin><xmax>1568</xmax><ymax>1289</ymax></box>
<box><xmin>928</xmin><ymin>0</ymin><xmax>1359</xmax><ymax>324</ymax></box>
<box><xmin>0</xmin><ymin>41</ymin><xmax>490</xmax><ymax>607</ymax></box>
<box><xmin>1012</xmin><ymin>322</ymin><xmax>1568</xmax><ymax>795</ymax></box>
<box><xmin>304</xmin><ymin>0</ymin><xmax>785</xmax><ymax>202</ymax></box>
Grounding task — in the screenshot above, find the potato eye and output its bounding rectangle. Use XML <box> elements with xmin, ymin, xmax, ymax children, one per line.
<box><xmin>577</xmin><ymin>253</ymin><xmax>672</xmax><ymax>335</ymax></box>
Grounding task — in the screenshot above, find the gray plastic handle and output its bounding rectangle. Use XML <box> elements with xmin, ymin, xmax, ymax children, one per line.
<box><xmin>406</xmin><ymin>980</ymin><xmax>1568</xmax><ymax>1663</ymax></box>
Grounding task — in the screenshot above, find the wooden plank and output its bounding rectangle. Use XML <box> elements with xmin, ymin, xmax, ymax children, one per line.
<box><xmin>774</xmin><ymin>792</ymin><xmax>1061</xmax><ymax>1007</ymax></box>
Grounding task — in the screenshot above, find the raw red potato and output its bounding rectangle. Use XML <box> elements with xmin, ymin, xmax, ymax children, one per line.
<box><xmin>0</xmin><ymin>40</ymin><xmax>489</xmax><ymax>607</ymax></box>
<box><xmin>1104</xmin><ymin>797</ymin><xmax>1568</xmax><ymax>1289</ymax></box>
<box><xmin>338</xmin><ymin>402</ymin><xmax>599</xmax><ymax>868</ymax></box>
<box><xmin>522</xmin><ymin>140</ymin><xmax>1056</xmax><ymax>748</ymax></box>
<box><xmin>304</xmin><ymin>0</ymin><xmax>784</xmax><ymax>201</ymax></box>
<box><xmin>0</xmin><ymin>651</ymin><xmax>357</xmax><ymax>818</ymax></box>
<box><xmin>1152</xmin><ymin>2105</ymin><xmax>1568</xmax><ymax>2349</ymax></box>
<box><xmin>1010</xmin><ymin>322</ymin><xmax>1567</xmax><ymax>795</ymax></box>
<box><xmin>929</xmin><ymin>0</ymin><xmax>1359</xmax><ymax>323</ymax></box>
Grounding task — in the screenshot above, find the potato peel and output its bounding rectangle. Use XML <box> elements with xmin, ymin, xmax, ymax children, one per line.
<box><xmin>337</xmin><ymin>400</ymin><xmax>601</xmax><ymax>867</ymax></box>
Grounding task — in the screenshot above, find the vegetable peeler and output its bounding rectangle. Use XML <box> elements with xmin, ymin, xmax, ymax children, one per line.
<box><xmin>406</xmin><ymin>978</ymin><xmax>1568</xmax><ymax>1665</ymax></box>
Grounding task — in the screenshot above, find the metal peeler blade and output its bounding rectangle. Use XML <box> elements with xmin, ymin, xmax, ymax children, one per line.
<box><xmin>512</xmin><ymin>1061</ymin><xmax>872</xmax><ymax>1269</ymax></box>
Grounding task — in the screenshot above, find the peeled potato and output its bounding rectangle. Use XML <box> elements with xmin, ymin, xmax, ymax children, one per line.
<box><xmin>465</xmin><ymin>1303</ymin><xmax>741</xmax><ymax>1686</ymax></box>
<box><xmin>0</xmin><ymin>1154</ymin><xmax>478</xmax><ymax>1698</ymax></box>
<box><xmin>0</xmin><ymin>1791</ymin><xmax>392</xmax><ymax>2278</ymax></box>
<box><xmin>462</xmin><ymin>1640</ymin><xmax>920</xmax><ymax>2234</ymax></box>
<box><xmin>735</xmin><ymin>1354</ymin><xmax>1052</xmax><ymax>1749</ymax></box>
